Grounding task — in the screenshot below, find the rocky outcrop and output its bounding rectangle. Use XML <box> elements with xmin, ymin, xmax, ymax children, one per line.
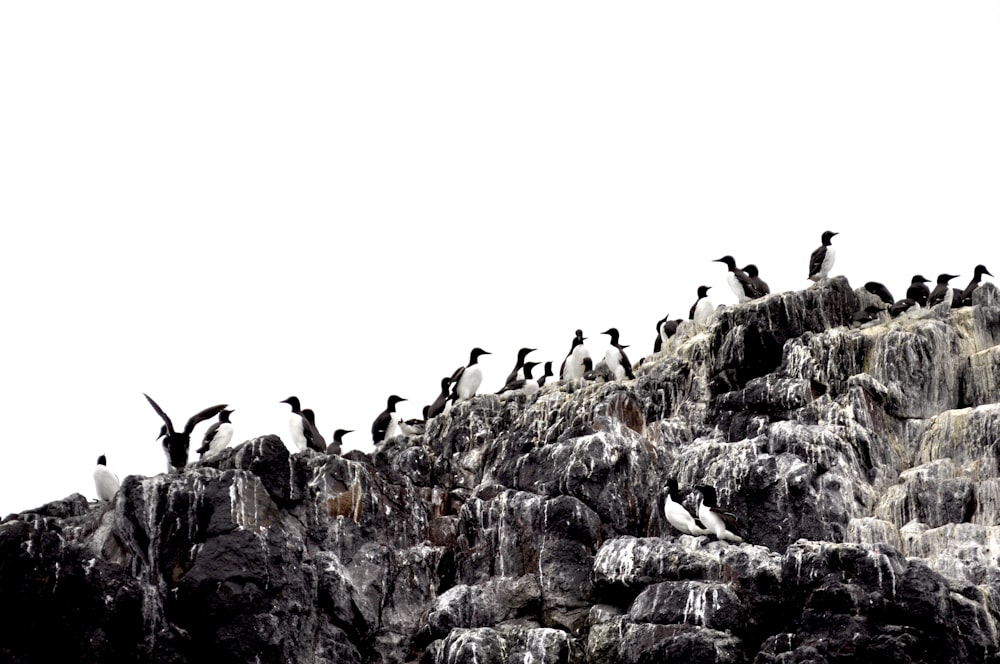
<box><xmin>2</xmin><ymin>278</ymin><xmax>1000</xmax><ymax>663</ymax></box>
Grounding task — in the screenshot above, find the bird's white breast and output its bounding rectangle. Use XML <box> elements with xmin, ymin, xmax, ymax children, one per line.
<box><xmin>94</xmin><ymin>465</ymin><xmax>120</xmax><ymax>502</ymax></box>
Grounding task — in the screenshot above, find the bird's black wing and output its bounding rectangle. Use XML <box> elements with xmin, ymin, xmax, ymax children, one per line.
<box><xmin>183</xmin><ymin>404</ymin><xmax>229</xmax><ymax>435</ymax></box>
<box><xmin>808</xmin><ymin>246</ymin><xmax>824</xmax><ymax>278</ymax></box>
<box><xmin>371</xmin><ymin>410</ymin><xmax>390</xmax><ymax>443</ymax></box>
<box><xmin>304</xmin><ymin>419</ymin><xmax>327</xmax><ymax>452</ymax></box>
<box><xmin>143</xmin><ymin>393</ymin><xmax>175</xmax><ymax>436</ymax></box>
<box><xmin>711</xmin><ymin>506</ymin><xmax>746</xmax><ymax>540</ymax></box>
<box><xmin>619</xmin><ymin>348</ymin><xmax>635</xmax><ymax>379</ymax></box>
<box><xmin>653</xmin><ymin>335</ymin><xmax>662</xmax><ymax>353</ymax></box>
<box><xmin>197</xmin><ymin>421</ymin><xmax>222</xmax><ymax>456</ymax></box>
<box><xmin>688</xmin><ymin>300</ymin><xmax>698</xmax><ymax>320</ymax></box>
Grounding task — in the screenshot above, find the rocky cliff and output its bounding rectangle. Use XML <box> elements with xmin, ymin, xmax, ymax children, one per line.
<box><xmin>3</xmin><ymin>277</ymin><xmax>1000</xmax><ymax>663</ymax></box>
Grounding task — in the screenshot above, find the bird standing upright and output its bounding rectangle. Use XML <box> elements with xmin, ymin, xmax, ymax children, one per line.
<box><xmin>372</xmin><ymin>395</ymin><xmax>406</xmax><ymax>443</ymax></box>
<box><xmin>663</xmin><ymin>478</ymin><xmax>710</xmax><ymax>536</ymax></box>
<box><xmin>905</xmin><ymin>275</ymin><xmax>931</xmax><ymax>307</ymax></box>
<box><xmin>743</xmin><ymin>264</ymin><xmax>770</xmax><ymax>296</ymax></box>
<box><xmin>327</xmin><ymin>429</ymin><xmax>353</xmax><ymax>456</ymax></box>
<box><xmin>426</xmin><ymin>377</ymin><xmax>452</xmax><ymax>420</ymax></box>
<box><xmin>958</xmin><ymin>265</ymin><xmax>993</xmax><ymax>306</ymax></box>
<box><xmin>144</xmin><ymin>394</ymin><xmax>228</xmax><ymax>473</ymax></box>
<box><xmin>94</xmin><ymin>454</ymin><xmax>120</xmax><ymax>502</ymax></box>
<box><xmin>928</xmin><ymin>274</ymin><xmax>960</xmax><ymax>307</ymax></box>
<box><xmin>714</xmin><ymin>256</ymin><xmax>760</xmax><ymax>303</ymax></box>
<box><xmin>279</xmin><ymin>396</ymin><xmax>310</xmax><ymax>452</ymax></box>
<box><xmin>301</xmin><ymin>408</ymin><xmax>328</xmax><ymax>453</ymax></box>
<box><xmin>601</xmin><ymin>328</ymin><xmax>634</xmax><ymax>380</ymax></box>
<box><xmin>501</xmin><ymin>347</ymin><xmax>536</xmax><ymax>387</ymax></box>
<box><xmin>689</xmin><ymin>286</ymin><xmax>715</xmax><ymax>326</ymax></box>
<box><xmin>808</xmin><ymin>231</ymin><xmax>838</xmax><ymax>282</ymax></box>
<box><xmin>694</xmin><ymin>484</ymin><xmax>745</xmax><ymax>543</ymax></box>
<box><xmin>197</xmin><ymin>408</ymin><xmax>234</xmax><ymax>459</ymax></box>
<box><xmin>560</xmin><ymin>330</ymin><xmax>593</xmax><ymax>381</ymax></box>
<box><xmin>450</xmin><ymin>348</ymin><xmax>490</xmax><ymax>402</ymax></box>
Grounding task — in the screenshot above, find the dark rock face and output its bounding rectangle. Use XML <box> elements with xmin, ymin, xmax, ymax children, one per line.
<box><xmin>3</xmin><ymin>279</ymin><xmax>1000</xmax><ymax>663</ymax></box>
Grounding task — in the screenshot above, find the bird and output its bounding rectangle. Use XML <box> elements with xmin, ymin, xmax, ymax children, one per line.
<box><xmin>372</xmin><ymin>395</ymin><xmax>406</xmax><ymax>443</ymax></box>
<box><xmin>689</xmin><ymin>286</ymin><xmax>715</xmax><ymax>326</ymax></box>
<box><xmin>498</xmin><ymin>361</ymin><xmax>541</xmax><ymax>395</ymax></box>
<box><xmin>94</xmin><ymin>454</ymin><xmax>120</xmax><ymax>502</ymax></box>
<box><xmin>602</xmin><ymin>328</ymin><xmax>635</xmax><ymax>380</ymax></box>
<box><xmin>144</xmin><ymin>394</ymin><xmax>228</xmax><ymax>474</ymax></box>
<box><xmin>928</xmin><ymin>274</ymin><xmax>960</xmax><ymax>307</ymax></box>
<box><xmin>714</xmin><ymin>256</ymin><xmax>760</xmax><ymax>303</ymax></box>
<box><xmin>653</xmin><ymin>315</ymin><xmax>669</xmax><ymax>353</ymax></box>
<box><xmin>905</xmin><ymin>275</ymin><xmax>931</xmax><ymax>307</ymax></box>
<box><xmin>851</xmin><ymin>304</ymin><xmax>885</xmax><ymax>327</ymax></box>
<box><xmin>958</xmin><ymin>265</ymin><xmax>993</xmax><ymax>306</ymax></box>
<box><xmin>889</xmin><ymin>298</ymin><xmax>919</xmax><ymax>318</ymax></box>
<box><xmin>536</xmin><ymin>361</ymin><xmax>555</xmax><ymax>389</ymax></box>
<box><xmin>694</xmin><ymin>484</ymin><xmax>745</xmax><ymax>543</ymax></box>
<box><xmin>560</xmin><ymin>330</ymin><xmax>593</xmax><ymax>381</ymax></box>
<box><xmin>426</xmin><ymin>377</ymin><xmax>452</xmax><ymax>420</ymax></box>
<box><xmin>450</xmin><ymin>348</ymin><xmax>490</xmax><ymax>402</ymax></box>
<box><xmin>863</xmin><ymin>282</ymin><xmax>894</xmax><ymax>305</ymax></box>
<box><xmin>301</xmin><ymin>409</ymin><xmax>328</xmax><ymax>453</ymax></box>
<box><xmin>501</xmin><ymin>347</ymin><xmax>536</xmax><ymax>387</ymax></box>
<box><xmin>743</xmin><ymin>264</ymin><xmax>771</xmax><ymax>296</ymax></box>
<box><xmin>663</xmin><ymin>478</ymin><xmax>710</xmax><ymax>536</ymax></box>
<box><xmin>808</xmin><ymin>231</ymin><xmax>838</xmax><ymax>282</ymax></box>
<box><xmin>196</xmin><ymin>408</ymin><xmax>234</xmax><ymax>459</ymax></box>
<box><xmin>279</xmin><ymin>396</ymin><xmax>311</xmax><ymax>452</ymax></box>
<box><xmin>326</xmin><ymin>429</ymin><xmax>353</xmax><ymax>455</ymax></box>
<box><xmin>398</xmin><ymin>406</ymin><xmax>428</xmax><ymax>436</ymax></box>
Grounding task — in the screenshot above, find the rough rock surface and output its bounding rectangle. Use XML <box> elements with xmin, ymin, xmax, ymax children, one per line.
<box><xmin>2</xmin><ymin>278</ymin><xmax>1000</xmax><ymax>663</ymax></box>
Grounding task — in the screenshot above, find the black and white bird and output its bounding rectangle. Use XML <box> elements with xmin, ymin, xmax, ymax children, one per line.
<box><xmin>399</xmin><ymin>406</ymin><xmax>429</xmax><ymax>436</ymax></box>
<box><xmin>663</xmin><ymin>478</ymin><xmax>710</xmax><ymax>536</ymax></box>
<box><xmin>653</xmin><ymin>315</ymin><xmax>670</xmax><ymax>353</ymax></box>
<box><xmin>197</xmin><ymin>408</ymin><xmax>234</xmax><ymax>459</ymax></box>
<box><xmin>958</xmin><ymin>265</ymin><xmax>993</xmax><ymax>306</ymax></box>
<box><xmin>144</xmin><ymin>394</ymin><xmax>228</xmax><ymax>474</ymax></box>
<box><xmin>326</xmin><ymin>429</ymin><xmax>353</xmax><ymax>456</ymax></box>
<box><xmin>905</xmin><ymin>275</ymin><xmax>931</xmax><ymax>307</ymax></box>
<box><xmin>560</xmin><ymin>330</ymin><xmax>593</xmax><ymax>381</ymax></box>
<box><xmin>94</xmin><ymin>454</ymin><xmax>120</xmax><ymax>502</ymax></box>
<box><xmin>808</xmin><ymin>231</ymin><xmax>838</xmax><ymax>282</ymax></box>
<box><xmin>928</xmin><ymin>274</ymin><xmax>960</xmax><ymax>307</ymax></box>
<box><xmin>501</xmin><ymin>347</ymin><xmax>537</xmax><ymax>387</ymax></box>
<box><xmin>851</xmin><ymin>304</ymin><xmax>886</xmax><ymax>327</ymax></box>
<box><xmin>863</xmin><ymin>282</ymin><xmax>894</xmax><ymax>305</ymax></box>
<box><xmin>536</xmin><ymin>361</ymin><xmax>555</xmax><ymax>389</ymax></box>
<box><xmin>889</xmin><ymin>298</ymin><xmax>919</xmax><ymax>318</ymax></box>
<box><xmin>372</xmin><ymin>395</ymin><xmax>406</xmax><ymax>443</ymax></box>
<box><xmin>450</xmin><ymin>348</ymin><xmax>491</xmax><ymax>402</ymax></box>
<box><xmin>301</xmin><ymin>409</ymin><xmax>328</xmax><ymax>453</ymax></box>
<box><xmin>426</xmin><ymin>377</ymin><xmax>452</xmax><ymax>420</ymax></box>
<box><xmin>279</xmin><ymin>396</ymin><xmax>311</xmax><ymax>452</ymax></box>
<box><xmin>694</xmin><ymin>484</ymin><xmax>745</xmax><ymax>543</ymax></box>
<box><xmin>498</xmin><ymin>361</ymin><xmax>541</xmax><ymax>396</ymax></box>
<box><xmin>602</xmin><ymin>328</ymin><xmax>634</xmax><ymax>380</ymax></box>
<box><xmin>714</xmin><ymin>256</ymin><xmax>760</xmax><ymax>303</ymax></box>
<box><xmin>743</xmin><ymin>264</ymin><xmax>771</xmax><ymax>296</ymax></box>
<box><xmin>689</xmin><ymin>286</ymin><xmax>715</xmax><ymax>326</ymax></box>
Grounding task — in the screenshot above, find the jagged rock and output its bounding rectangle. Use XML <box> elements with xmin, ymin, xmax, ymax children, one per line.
<box><xmin>3</xmin><ymin>279</ymin><xmax>1000</xmax><ymax>663</ymax></box>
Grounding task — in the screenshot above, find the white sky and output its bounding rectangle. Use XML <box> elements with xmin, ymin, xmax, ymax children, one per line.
<box><xmin>2</xmin><ymin>3</ymin><xmax>999</xmax><ymax>515</ymax></box>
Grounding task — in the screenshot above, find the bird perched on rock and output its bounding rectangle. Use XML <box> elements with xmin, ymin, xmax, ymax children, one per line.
<box><xmin>664</xmin><ymin>478</ymin><xmax>710</xmax><ymax>536</ymax></box>
<box><xmin>372</xmin><ymin>395</ymin><xmax>406</xmax><ymax>443</ymax></box>
<box><xmin>197</xmin><ymin>408</ymin><xmax>234</xmax><ymax>459</ymax></box>
<box><xmin>398</xmin><ymin>406</ymin><xmax>428</xmax><ymax>436</ymax></box>
<box><xmin>602</xmin><ymin>328</ymin><xmax>634</xmax><ymax>380</ymax></box>
<box><xmin>279</xmin><ymin>396</ymin><xmax>311</xmax><ymax>452</ymax></box>
<box><xmin>743</xmin><ymin>264</ymin><xmax>770</xmax><ymax>296</ymax></box>
<box><xmin>808</xmin><ymin>231</ymin><xmax>838</xmax><ymax>282</ymax></box>
<box><xmin>889</xmin><ymin>298</ymin><xmax>919</xmax><ymax>318</ymax></box>
<box><xmin>928</xmin><ymin>274</ymin><xmax>960</xmax><ymax>307</ymax></box>
<box><xmin>498</xmin><ymin>361</ymin><xmax>541</xmax><ymax>395</ymax></box>
<box><xmin>694</xmin><ymin>484</ymin><xmax>745</xmax><ymax>543</ymax></box>
<box><xmin>689</xmin><ymin>286</ymin><xmax>715</xmax><ymax>326</ymax></box>
<box><xmin>501</xmin><ymin>347</ymin><xmax>536</xmax><ymax>387</ymax></box>
<box><xmin>536</xmin><ymin>361</ymin><xmax>554</xmax><ymax>389</ymax></box>
<box><xmin>144</xmin><ymin>394</ymin><xmax>228</xmax><ymax>473</ymax></box>
<box><xmin>714</xmin><ymin>256</ymin><xmax>761</xmax><ymax>303</ymax></box>
<box><xmin>94</xmin><ymin>454</ymin><xmax>120</xmax><ymax>502</ymax></box>
<box><xmin>326</xmin><ymin>429</ymin><xmax>353</xmax><ymax>455</ymax></box>
<box><xmin>852</xmin><ymin>304</ymin><xmax>886</xmax><ymax>327</ymax></box>
<box><xmin>301</xmin><ymin>409</ymin><xmax>328</xmax><ymax>452</ymax></box>
<box><xmin>426</xmin><ymin>377</ymin><xmax>452</xmax><ymax>420</ymax></box>
<box><xmin>560</xmin><ymin>330</ymin><xmax>593</xmax><ymax>381</ymax></box>
<box><xmin>905</xmin><ymin>275</ymin><xmax>931</xmax><ymax>307</ymax></box>
<box><xmin>863</xmin><ymin>282</ymin><xmax>894</xmax><ymax>305</ymax></box>
<box><xmin>958</xmin><ymin>265</ymin><xmax>993</xmax><ymax>306</ymax></box>
<box><xmin>450</xmin><ymin>348</ymin><xmax>490</xmax><ymax>402</ymax></box>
